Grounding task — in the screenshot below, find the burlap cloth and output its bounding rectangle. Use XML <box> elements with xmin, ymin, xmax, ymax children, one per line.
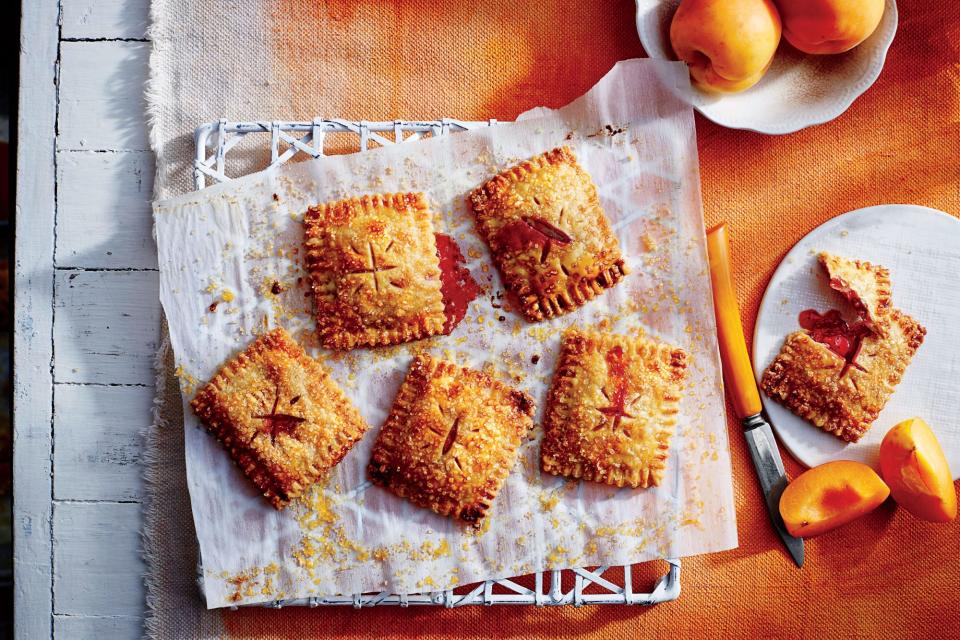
<box><xmin>145</xmin><ymin>1</ymin><xmax>960</xmax><ymax>637</ymax></box>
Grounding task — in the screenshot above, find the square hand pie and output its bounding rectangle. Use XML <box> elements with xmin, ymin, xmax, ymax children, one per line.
<box><xmin>367</xmin><ymin>355</ymin><xmax>535</xmax><ymax>524</ymax></box>
<box><xmin>761</xmin><ymin>309</ymin><xmax>925</xmax><ymax>442</ymax></box>
<box><xmin>304</xmin><ymin>192</ymin><xmax>446</xmax><ymax>350</ymax></box>
<box><xmin>819</xmin><ymin>251</ymin><xmax>892</xmax><ymax>336</ymax></box>
<box><xmin>191</xmin><ymin>328</ymin><xmax>369</xmax><ymax>509</ymax></box>
<box><xmin>540</xmin><ymin>330</ymin><xmax>687</xmax><ymax>489</ymax></box>
<box><xmin>761</xmin><ymin>254</ymin><xmax>925</xmax><ymax>442</ymax></box>
<box><xmin>468</xmin><ymin>146</ymin><xmax>628</xmax><ymax>322</ymax></box>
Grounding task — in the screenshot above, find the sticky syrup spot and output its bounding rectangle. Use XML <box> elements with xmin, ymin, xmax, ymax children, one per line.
<box><xmin>435</xmin><ymin>233</ymin><xmax>481</xmax><ymax>334</ymax></box>
<box><xmin>799</xmin><ymin>309</ymin><xmax>870</xmax><ymax>374</ymax></box>
<box><xmin>597</xmin><ymin>346</ymin><xmax>632</xmax><ymax>432</ymax></box>
<box><xmin>492</xmin><ymin>216</ymin><xmax>572</xmax><ymax>255</ymax></box>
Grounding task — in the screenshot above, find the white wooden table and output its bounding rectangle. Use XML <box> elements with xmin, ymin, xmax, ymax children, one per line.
<box><xmin>16</xmin><ymin>2</ymin><xmax>154</xmax><ymax>637</ymax></box>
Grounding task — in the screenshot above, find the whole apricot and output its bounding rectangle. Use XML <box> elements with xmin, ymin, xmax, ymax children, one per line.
<box><xmin>776</xmin><ymin>0</ymin><xmax>885</xmax><ymax>54</ymax></box>
<box><xmin>779</xmin><ymin>460</ymin><xmax>889</xmax><ymax>537</ymax></box>
<box><xmin>879</xmin><ymin>418</ymin><xmax>957</xmax><ymax>523</ymax></box>
<box><xmin>669</xmin><ymin>0</ymin><xmax>782</xmax><ymax>93</ymax></box>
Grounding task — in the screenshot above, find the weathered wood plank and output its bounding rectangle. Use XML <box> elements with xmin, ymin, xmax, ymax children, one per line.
<box><xmin>56</xmin><ymin>150</ymin><xmax>157</xmax><ymax>269</ymax></box>
<box><xmin>61</xmin><ymin>0</ymin><xmax>150</xmax><ymax>40</ymax></box>
<box><xmin>58</xmin><ymin>41</ymin><xmax>150</xmax><ymax>151</ymax></box>
<box><xmin>54</xmin><ymin>614</ymin><xmax>143</xmax><ymax>639</ymax></box>
<box><xmin>54</xmin><ymin>384</ymin><xmax>152</xmax><ymax>501</ymax></box>
<box><xmin>53</xmin><ymin>270</ymin><xmax>161</xmax><ymax>385</ymax></box>
<box><xmin>14</xmin><ymin>1</ymin><xmax>60</xmax><ymax>637</ymax></box>
<box><xmin>53</xmin><ymin>502</ymin><xmax>146</xmax><ymax>617</ymax></box>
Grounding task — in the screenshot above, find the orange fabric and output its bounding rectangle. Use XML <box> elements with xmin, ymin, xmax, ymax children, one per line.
<box><xmin>224</xmin><ymin>0</ymin><xmax>960</xmax><ymax>636</ymax></box>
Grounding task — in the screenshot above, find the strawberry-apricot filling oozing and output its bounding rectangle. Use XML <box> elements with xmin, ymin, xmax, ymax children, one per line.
<box><xmin>798</xmin><ymin>309</ymin><xmax>870</xmax><ymax>375</ymax></box>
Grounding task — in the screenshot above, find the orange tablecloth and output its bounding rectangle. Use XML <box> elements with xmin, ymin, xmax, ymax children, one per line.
<box><xmin>226</xmin><ymin>1</ymin><xmax>959</xmax><ymax>636</ymax></box>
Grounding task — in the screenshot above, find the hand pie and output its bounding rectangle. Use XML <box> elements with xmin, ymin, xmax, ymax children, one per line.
<box><xmin>191</xmin><ymin>328</ymin><xmax>369</xmax><ymax>509</ymax></box>
<box><xmin>761</xmin><ymin>254</ymin><xmax>925</xmax><ymax>442</ymax></box>
<box><xmin>819</xmin><ymin>251</ymin><xmax>892</xmax><ymax>336</ymax></box>
<box><xmin>304</xmin><ymin>192</ymin><xmax>446</xmax><ymax>349</ymax></box>
<box><xmin>540</xmin><ymin>330</ymin><xmax>687</xmax><ymax>489</ymax></box>
<box><xmin>367</xmin><ymin>355</ymin><xmax>535</xmax><ymax>524</ymax></box>
<box><xmin>468</xmin><ymin>146</ymin><xmax>628</xmax><ymax>322</ymax></box>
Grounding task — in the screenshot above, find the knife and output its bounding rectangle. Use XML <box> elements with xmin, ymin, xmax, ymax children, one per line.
<box><xmin>706</xmin><ymin>222</ymin><xmax>804</xmax><ymax>568</ymax></box>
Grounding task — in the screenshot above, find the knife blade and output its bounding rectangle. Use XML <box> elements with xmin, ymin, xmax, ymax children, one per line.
<box><xmin>706</xmin><ymin>222</ymin><xmax>804</xmax><ymax>568</ymax></box>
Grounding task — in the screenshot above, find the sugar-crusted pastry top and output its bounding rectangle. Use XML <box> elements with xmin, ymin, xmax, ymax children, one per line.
<box><xmin>191</xmin><ymin>327</ymin><xmax>369</xmax><ymax>508</ymax></box>
<box><xmin>468</xmin><ymin>147</ymin><xmax>628</xmax><ymax>322</ymax></box>
<box><xmin>819</xmin><ymin>251</ymin><xmax>892</xmax><ymax>336</ymax></box>
<box><xmin>304</xmin><ymin>192</ymin><xmax>446</xmax><ymax>349</ymax></box>
<box><xmin>367</xmin><ymin>354</ymin><xmax>534</xmax><ymax>524</ymax></box>
<box><xmin>541</xmin><ymin>329</ymin><xmax>687</xmax><ymax>488</ymax></box>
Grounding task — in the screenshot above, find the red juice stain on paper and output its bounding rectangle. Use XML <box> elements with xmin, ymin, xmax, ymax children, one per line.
<box><xmin>435</xmin><ymin>233</ymin><xmax>481</xmax><ymax>333</ymax></box>
<box><xmin>799</xmin><ymin>309</ymin><xmax>870</xmax><ymax>374</ymax></box>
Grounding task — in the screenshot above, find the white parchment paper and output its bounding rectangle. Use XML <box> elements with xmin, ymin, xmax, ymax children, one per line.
<box><xmin>153</xmin><ymin>59</ymin><xmax>737</xmax><ymax>609</ymax></box>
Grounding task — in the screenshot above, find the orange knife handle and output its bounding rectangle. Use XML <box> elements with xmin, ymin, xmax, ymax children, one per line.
<box><xmin>706</xmin><ymin>223</ymin><xmax>763</xmax><ymax>420</ymax></box>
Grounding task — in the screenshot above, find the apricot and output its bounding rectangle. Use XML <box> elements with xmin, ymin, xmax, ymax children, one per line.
<box><xmin>669</xmin><ymin>0</ymin><xmax>782</xmax><ymax>93</ymax></box>
<box><xmin>879</xmin><ymin>418</ymin><xmax>957</xmax><ymax>523</ymax></box>
<box><xmin>779</xmin><ymin>460</ymin><xmax>889</xmax><ymax>537</ymax></box>
<box><xmin>775</xmin><ymin>0</ymin><xmax>885</xmax><ymax>55</ymax></box>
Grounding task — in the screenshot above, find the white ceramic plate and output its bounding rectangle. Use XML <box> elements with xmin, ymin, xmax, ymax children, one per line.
<box><xmin>753</xmin><ymin>205</ymin><xmax>960</xmax><ymax>479</ymax></box>
<box><xmin>635</xmin><ymin>0</ymin><xmax>898</xmax><ymax>134</ymax></box>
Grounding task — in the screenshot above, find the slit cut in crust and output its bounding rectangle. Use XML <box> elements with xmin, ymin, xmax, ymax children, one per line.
<box><xmin>540</xmin><ymin>329</ymin><xmax>687</xmax><ymax>488</ymax></box>
<box><xmin>468</xmin><ymin>146</ymin><xmax>628</xmax><ymax>322</ymax></box>
<box><xmin>191</xmin><ymin>328</ymin><xmax>369</xmax><ymax>509</ymax></box>
<box><xmin>367</xmin><ymin>354</ymin><xmax>534</xmax><ymax>524</ymax></box>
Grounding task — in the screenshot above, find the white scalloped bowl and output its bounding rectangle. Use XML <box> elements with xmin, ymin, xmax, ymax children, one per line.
<box><xmin>635</xmin><ymin>0</ymin><xmax>897</xmax><ymax>134</ymax></box>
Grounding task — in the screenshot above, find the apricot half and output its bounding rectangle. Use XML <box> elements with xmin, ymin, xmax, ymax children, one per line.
<box><xmin>779</xmin><ymin>460</ymin><xmax>889</xmax><ymax>537</ymax></box>
<box><xmin>879</xmin><ymin>418</ymin><xmax>957</xmax><ymax>523</ymax></box>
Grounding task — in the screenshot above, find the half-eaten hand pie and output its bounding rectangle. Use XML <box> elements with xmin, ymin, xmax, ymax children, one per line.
<box><xmin>761</xmin><ymin>254</ymin><xmax>925</xmax><ymax>442</ymax></box>
<box><xmin>191</xmin><ymin>328</ymin><xmax>369</xmax><ymax>509</ymax></box>
<box><xmin>540</xmin><ymin>329</ymin><xmax>687</xmax><ymax>488</ymax></box>
<box><xmin>468</xmin><ymin>146</ymin><xmax>628</xmax><ymax>322</ymax></box>
<box><xmin>304</xmin><ymin>192</ymin><xmax>446</xmax><ymax>349</ymax></box>
<box><xmin>367</xmin><ymin>354</ymin><xmax>535</xmax><ymax>524</ymax></box>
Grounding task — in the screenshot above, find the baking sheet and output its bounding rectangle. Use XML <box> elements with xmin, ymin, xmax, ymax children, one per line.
<box><xmin>153</xmin><ymin>59</ymin><xmax>737</xmax><ymax>609</ymax></box>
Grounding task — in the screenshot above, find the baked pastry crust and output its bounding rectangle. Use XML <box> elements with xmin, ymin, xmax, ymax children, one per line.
<box><xmin>367</xmin><ymin>355</ymin><xmax>535</xmax><ymax>524</ymax></box>
<box><xmin>468</xmin><ymin>147</ymin><xmax>628</xmax><ymax>322</ymax></box>
<box><xmin>191</xmin><ymin>328</ymin><xmax>369</xmax><ymax>509</ymax></box>
<box><xmin>540</xmin><ymin>330</ymin><xmax>687</xmax><ymax>488</ymax></box>
<box><xmin>761</xmin><ymin>309</ymin><xmax>925</xmax><ymax>442</ymax></box>
<box><xmin>304</xmin><ymin>192</ymin><xmax>446</xmax><ymax>349</ymax></box>
<box><xmin>819</xmin><ymin>252</ymin><xmax>892</xmax><ymax>336</ymax></box>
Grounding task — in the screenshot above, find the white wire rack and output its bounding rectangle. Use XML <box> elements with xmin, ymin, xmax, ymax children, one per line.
<box><xmin>192</xmin><ymin>118</ymin><xmax>681</xmax><ymax>608</ymax></box>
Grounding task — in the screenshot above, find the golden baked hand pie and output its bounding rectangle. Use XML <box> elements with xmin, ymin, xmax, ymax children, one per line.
<box><xmin>761</xmin><ymin>309</ymin><xmax>925</xmax><ymax>442</ymax></box>
<box><xmin>761</xmin><ymin>254</ymin><xmax>925</xmax><ymax>442</ymax></box>
<box><xmin>367</xmin><ymin>355</ymin><xmax>535</xmax><ymax>524</ymax></box>
<box><xmin>819</xmin><ymin>251</ymin><xmax>892</xmax><ymax>336</ymax></box>
<box><xmin>468</xmin><ymin>147</ymin><xmax>628</xmax><ymax>322</ymax></box>
<box><xmin>540</xmin><ymin>330</ymin><xmax>687</xmax><ymax>489</ymax></box>
<box><xmin>304</xmin><ymin>193</ymin><xmax>446</xmax><ymax>349</ymax></box>
<box><xmin>191</xmin><ymin>328</ymin><xmax>369</xmax><ymax>509</ymax></box>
